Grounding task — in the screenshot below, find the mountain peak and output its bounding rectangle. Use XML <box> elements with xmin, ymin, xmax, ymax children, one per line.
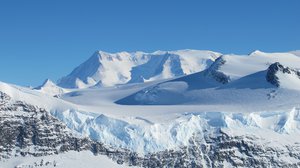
<box><xmin>249</xmin><ymin>50</ymin><xmax>265</xmax><ymax>56</ymax></box>
<box><xmin>35</xmin><ymin>79</ymin><xmax>67</xmax><ymax>96</ymax></box>
<box><xmin>57</xmin><ymin>50</ymin><xmax>221</xmax><ymax>89</ymax></box>
<box><xmin>266</xmin><ymin>62</ymin><xmax>300</xmax><ymax>88</ymax></box>
<box><xmin>90</xmin><ymin>51</ymin><xmax>102</xmax><ymax>60</ymax></box>
<box><xmin>36</xmin><ymin>79</ymin><xmax>56</xmax><ymax>89</ymax></box>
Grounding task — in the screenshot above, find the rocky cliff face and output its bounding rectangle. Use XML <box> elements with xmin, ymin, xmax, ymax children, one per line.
<box><xmin>0</xmin><ymin>91</ymin><xmax>93</xmax><ymax>159</ymax></box>
<box><xmin>205</xmin><ymin>56</ymin><xmax>231</xmax><ymax>84</ymax></box>
<box><xmin>139</xmin><ymin>130</ymin><xmax>300</xmax><ymax>168</ymax></box>
<box><xmin>1</xmin><ymin>91</ymin><xmax>300</xmax><ymax>168</ymax></box>
<box><xmin>266</xmin><ymin>62</ymin><xmax>300</xmax><ymax>87</ymax></box>
<box><xmin>0</xmin><ymin>91</ymin><xmax>136</xmax><ymax>164</ymax></box>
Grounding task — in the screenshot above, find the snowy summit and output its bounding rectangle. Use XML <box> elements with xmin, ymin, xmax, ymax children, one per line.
<box><xmin>57</xmin><ymin>50</ymin><xmax>221</xmax><ymax>88</ymax></box>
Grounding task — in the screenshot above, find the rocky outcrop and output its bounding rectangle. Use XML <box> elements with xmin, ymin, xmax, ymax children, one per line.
<box><xmin>0</xmin><ymin>92</ymin><xmax>11</xmax><ymax>105</ymax></box>
<box><xmin>0</xmin><ymin>92</ymin><xmax>93</xmax><ymax>159</ymax></box>
<box><xmin>0</xmin><ymin>91</ymin><xmax>138</xmax><ymax>164</ymax></box>
<box><xmin>266</xmin><ymin>62</ymin><xmax>300</xmax><ymax>87</ymax></box>
<box><xmin>205</xmin><ymin>56</ymin><xmax>231</xmax><ymax>84</ymax></box>
<box><xmin>109</xmin><ymin>129</ymin><xmax>300</xmax><ymax>168</ymax></box>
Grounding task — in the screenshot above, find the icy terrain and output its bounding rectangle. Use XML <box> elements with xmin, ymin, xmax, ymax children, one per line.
<box><xmin>1</xmin><ymin>50</ymin><xmax>300</xmax><ymax>167</ymax></box>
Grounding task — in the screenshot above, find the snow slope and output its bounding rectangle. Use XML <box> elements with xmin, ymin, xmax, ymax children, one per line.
<box><xmin>0</xmin><ymin>81</ymin><xmax>75</xmax><ymax>112</ymax></box>
<box><xmin>210</xmin><ymin>50</ymin><xmax>300</xmax><ymax>81</ymax></box>
<box><xmin>117</xmin><ymin>51</ymin><xmax>300</xmax><ymax>105</ymax></box>
<box><xmin>34</xmin><ymin>79</ymin><xmax>69</xmax><ymax>96</ymax></box>
<box><xmin>57</xmin><ymin>50</ymin><xmax>221</xmax><ymax>88</ymax></box>
<box><xmin>1</xmin><ymin>151</ymin><xmax>130</xmax><ymax>168</ymax></box>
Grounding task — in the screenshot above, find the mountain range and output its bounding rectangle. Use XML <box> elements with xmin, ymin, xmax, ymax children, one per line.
<box><xmin>1</xmin><ymin>49</ymin><xmax>300</xmax><ymax>168</ymax></box>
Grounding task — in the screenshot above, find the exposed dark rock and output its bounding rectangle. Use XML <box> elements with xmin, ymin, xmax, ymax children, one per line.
<box><xmin>266</xmin><ymin>62</ymin><xmax>300</xmax><ymax>87</ymax></box>
<box><xmin>1</xmin><ymin>91</ymin><xmax>300</xmax><ymax>167</ymax></box>
<box><xmin>0</xmin><ymin>92</ymin><xmax>10</xmax><ymax>106</ymax></box>
<box><xmin>205</xmin><ymin>56</ymin><xmax>231</xmax><ymax>84</ymax></box>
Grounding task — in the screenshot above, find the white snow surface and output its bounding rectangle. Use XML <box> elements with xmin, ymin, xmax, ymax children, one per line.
<box><xmin>1</xmin><ymin>50</ymin><xmax>300</xmax><ymax>156</ymax></box>
<box><xmin>1</xmin><ymin>151</ymin><xmax>130</xmax><ymax>168</ymax></box>
<box><xmin>34</xmin><ymin>79</ymin><xmax>70</xmax><ymax>96</ymax></box>
<box><xmin>0</xmin><ymin>81</ymin><xmax>75</xmax><ymax>112</ymax></box>
<box><xmin>57</xmin><ymin>49</ymin><xmax>221</xmax><ymax>88</ymax></box>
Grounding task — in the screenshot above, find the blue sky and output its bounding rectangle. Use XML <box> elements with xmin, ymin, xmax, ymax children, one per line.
<box><xmin>0</xmin><ymin>0</ymin><xmax>299</xmax><ymax>86</ymax></box>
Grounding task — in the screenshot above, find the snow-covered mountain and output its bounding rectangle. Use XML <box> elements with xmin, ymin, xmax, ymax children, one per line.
<box><xmin>57</xmin><ymin>50</ymin><xmax>221</xmax><ymax>88</ymax></box>
<box><xmin>2</xmin><ymin>50</ymin><xmax>300</xmax><ymax>167</ymax></box>
<box><xmin>34</xmin><ymin>79</ymin><xmax>69</xmax><ymax>96</ymax></box>
<box><xmin>266</xmin><ymin>62</ymin><xmax>300</xmax><ymax>88</ymax></box>
<box><xmin>117</xmin><ymin>51</ymin><xmax>300</xmax><ymax>105</ymax></box>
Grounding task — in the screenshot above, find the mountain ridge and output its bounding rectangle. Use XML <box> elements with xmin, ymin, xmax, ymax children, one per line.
<box><xmin>57</xmin><ymin>50</ymin><xmax>221</xmax><ymax>89</ymax></box>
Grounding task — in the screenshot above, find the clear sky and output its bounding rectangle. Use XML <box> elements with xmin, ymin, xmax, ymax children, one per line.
<box><xmin>0</xmin><ymin>0</ymin><xmax>299</xmax><ymax>86</ymax></box>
